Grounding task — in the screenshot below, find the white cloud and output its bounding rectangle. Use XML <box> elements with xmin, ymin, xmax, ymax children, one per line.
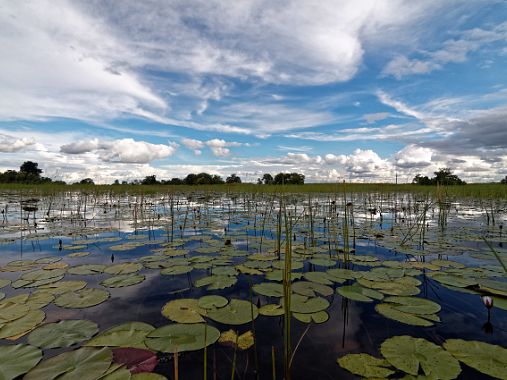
<box><xmin>395</xmin><ymin>144</ymin><xmax>433</xmax><ymax>168</ymax></box>
<box><xmin>181</xmin><ymin>138</ymin><xmax>204</xmax><ymax>155</ymax></box>
<box><xmin>61</xmin><ymin>138</ymin><xmax>178</xmax><ymax>163</ymax></box>
<box><xmin>205</xmin><ymin>139</ymin><xmax>242</xmax><ymax>157</ymax></box>
<box><xmin>0</xmin><ymin>134</ymin><xmax>36</xmax><ymax>153</ymax></box>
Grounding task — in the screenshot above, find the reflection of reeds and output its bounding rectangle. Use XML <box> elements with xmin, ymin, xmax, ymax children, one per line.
<box><xmin>282</xmin><ymin>197</ymin><xmax>292</xmax><ymax>380</ymax></box>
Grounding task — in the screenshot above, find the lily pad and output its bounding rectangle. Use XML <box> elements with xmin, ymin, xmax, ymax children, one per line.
<box><xmin>101</xmin><ymin>274</ymin><xmax>145</xmax><ymax>288</ymax></box>
<box><xmin>337</xmin><ymin>353</ymin><xmax>395</xmax><ymax>378</ymax></box>
<box><xmin>443</xmin><ymin>339</ymin><xmax>507</xmax><ymax>380</ymax></box>
<box><xmin>85</xmin><ymin>322</ymin><xmax>155</xmax><ymax>349</ymax></box>
<box><xmin>381</xmin><ymin>336</ymin><xmax>461</xmax><ymax>379</ymax></box>
<box><xmin>219</xmin><ymin>330</ymin><xmax>255</xmax><ymax>350</ymax></box>
<box><xmin>145</xmin><ymin>323</ymin><xmax>220</xmax><ymax>353</ymax></box>
<box><xmin>337</xmin><ymin>284</ymin><xmax>384</xmax><ymax>302</ymax></box>
<box><xmin>384</xmin><ymin>296</ymin><xmax>441</xmax><ymax>315</ymax></box>
<box><xmin>38</xmin><ymin>280</ymin><xmax>87</xmax><ymax>295</ymax></box>
<box><xmin>0</xmin><ymin>309</ymin><xmax>45</xmax><ymax>339</ymax></box>
<box><xmin>160</xmin><ymin>266</ymin><xmax>193</xmax><ymax>275</ymax></box>
<box><xmin>259</xmin><ymin>303</ymin><xmax>285</xmax><ymax>316</ymax></box>
<box><xmin>195</xmin><ymin>275</ymin><xmax>237</xmax><ymax>290</ymax></box>
<box><xmin>68</xmin><ymin>264</ymin><xmax>106</xmax><ymax>275</ymax></box>
<box><xmin>293</xmin><ymin>311</ymin><xmax>329</xmax><ymax>324</ymax></box>
<box><xmin>375</xmin><ymin>304</ymin><xmax>434</xmax><ymax>327</ymax></box>
<box><xmin>290</xmin><ymin>294</ymin><xmax>329</xmax><ymax>314</ymax></box>
<box><xmin>55</xmin><ymin>288</ymin><xmax>110</xmax><ymax>309</ymax></box>
<box><xmin>24</xmin><ymin>347</ymin><xmax>113</xmax><ymax>380</ymax></box>
<box><xmin>28</xmin><ymin>319</ymin><xmax>99</xmax><ymax>349</ymax></box>
<box><xmin>0</xmin><ymin>344</ymin><xmax>42</xmax><ymax>379</ymax></box>
<box><xmin>253</xmin><ymin>282</ymin><xmax>284</xmax><ymax>297</ymax></box>
<box><xmin>104</xmin><ymin>263</ymin><xmax>143</xmax><ymax>275</ymax></box>
<box><xmin>207</xmin><ymin>299</ymin><xmax>258</xmax><ymax>325</ymax></box>
<box><xmin>292</xmin><ymin>281</ymin><xmax>333</xmax><ymax>297</ymax></box>
<box><xmin>198</xmin><ymin>295</ymin><xmax>228</xmax><ymax>310</ymax></box>
<box><xmin>161</xmin><ymin>299</ymin><xmax>206</xmax><ymax>324</ymax></box>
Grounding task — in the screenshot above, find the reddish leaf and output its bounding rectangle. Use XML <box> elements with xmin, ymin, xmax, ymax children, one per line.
<box><xmin>112</xmin><ymin>347</ymin><xmax>158</xmax><ymax>374</ymax></box>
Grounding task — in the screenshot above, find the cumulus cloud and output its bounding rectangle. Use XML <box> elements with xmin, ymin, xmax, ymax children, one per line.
<box><xmin>60</xmin><ymin>138</ymin><xmax>178</xmax><ymax>163</ymax></box>
<box><xmin>181</xmin><ymin>138</ymin><xmax>204</xmax><ymax>155</ymax></box>
<box><xmin>0</xmin><ymin>134</ymin><xmax>36</xmax><ymax>153</ymax></box>
<box><xmin>206</xmin><ymin>139</ymin><xmax>242</xmax><ymax>157</ymax></box>
<box><xmin>394</xmin><ymin>144</ymin><xmax>433</xmax><ymax>168</ymax></box>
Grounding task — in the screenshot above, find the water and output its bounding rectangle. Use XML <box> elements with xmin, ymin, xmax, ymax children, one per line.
<box><xmin>0</xmin><ymin>191</ymin><xmax>506</xmax><ymax>379</ymax></box>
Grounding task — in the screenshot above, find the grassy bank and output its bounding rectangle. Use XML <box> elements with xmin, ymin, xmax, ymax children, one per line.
<box><xmin>1</xmin><ymin>182</ymin><xmax>506</xmax><ymax>199</ymax></box>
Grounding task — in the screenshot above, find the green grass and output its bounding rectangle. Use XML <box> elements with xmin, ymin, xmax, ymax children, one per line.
<box><xmin>0</xmin><ymin>182</ymin><xmax>506</xmax><ymax>199</ymax></box>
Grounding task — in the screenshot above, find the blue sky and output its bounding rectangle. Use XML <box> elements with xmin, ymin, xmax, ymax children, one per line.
<box><xmin>1</xmin><ymin>0</ymin><xmax>506</xmax><ymax>183</ymax></box>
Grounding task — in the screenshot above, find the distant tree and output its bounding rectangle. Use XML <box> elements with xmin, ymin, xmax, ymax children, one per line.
<box><xmin>273</xmin><ymin>172</ymin><xmax>305</xmax><ymax>185</ymax></box>
<box><xmin>500</xmin><ymin>176</ymin><xmax>507</xmax><ymax>184</ymax></box>
<box><xmin>141</xmin><ymin>175</ymin><xmax>159</xmax><ymax>185</ymax></box>
<box><xmin>412</xmin><ymin>168</ymin><xmax>465</xmax><ymax>186</ymax></box>
<box><xmin>433</xmin><ymin>168</ymin><xmax>466</xmax><ymax>185</ymax></box>
<box><xmin>226</xmin><ymin>174</ymin><xmax>241</xmax><ymax>184</ymax></box>
<box><xmin>20</xmin><ymin>161</ymin><xmax>42</xmax><ymax>176</ymax></box>
<box><xmin>79</xmin><ymin>178</ymin><xmax>95</xmax><ymax>185</ymax></box>
<box><xmin>169</xmin><ymin>177</ymin><xmax>184</xmax><ymax>185</ymax></box>
<box><xmin>184</xmin><ymin>173</ymin><xmax>197</xmax><ymax>185</ymax></box>
<box><xmin>211</xmin><ymin>174</ymin><xmax>224</xmax><ymax>184</ymax></box>
<box><xmin>412</xmin><ymin>174</ymin><xmax>433</xmax><ymax>185</ymax></box>
<box><xmin>262</xmin><ymin>173</ymin><xmax>274</xmax><ymax>185</ymax></box>
<box><xmin>113</xmin><ymin>179</ymin><xmax>120</xmax><ymax>185</ymax></box>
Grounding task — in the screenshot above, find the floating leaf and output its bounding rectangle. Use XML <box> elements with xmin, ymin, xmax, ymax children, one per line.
<box><xmin>0</xmin><ymin>301</ymin><xmax>30</xmax><ymax>323</ymax></box>
<box><xmin>104</xmin><ymin>263</ymin><xmax>143</xmax><ymax>275</ymax></box>
<box><xmin>384</xmin><ymin>296</ymin><xmax>441</xmax><ymax>315</ymax></box>
<box><xmin>161</xmin><ymin>299</ymin><xmax>206</xmax><ymax>323</ymax></box>
<box><xmin>293</xmin><ymin>311</ymin><xmax>329</xmax><ymax>324</ymax></box>
<box><xmin>55</xmin><ymin>288</ymin><xmax>110</xmax><ymax>309</ymax></box>
<box><xmin>219</xmin><ymin>330</ymin><xmax>254</xmax><ymax>350</ymax></box>
<box><xmin>85</xmin><ymin>322</ymin><xmax>155</xmax><ymax>349</ymax></box>
<box><xmin>38</xmin><ymin>280</ymin><xmax>87</xmax><ymax>295</ymax></box>
<box><xmin>145</xmin><ymin>323</ymin><xmax>220</xmax><ymax>353</ymax></box>
<box><xmin>198</xmin><ymin>295</ymin><xmax>228</xmax><ymax>310</ymax></box>
<box><xmin>0</xmin><ymin>344</ymin><xmax>42</xmax><ymax>379</ymax></box>
<box><xmin>68</xmin><ymin>264</ymin><xmax>106</xmax><ymax>275</ymax></box>
<box><xmin>0</xmin><ymin>309</ymin><xmax>45</xmax><ymax>339</ymax></box>
<box><xmin>253</xmin><ymin>282</ymin><xmax>284</xmax><ymax>297</ymax></box>
<box><xmin>28</xmin><ymin>319</ymin><xmax>98</xmax><ymax>349</ymax></box>
<box><xmin>290</xmin><ymin>294</ymin><xmax>329</xmax><ymax>314</ymax></box>
<box><xmin>337</xmin><ymin>284</ymin><xmax>384</xmax><ymax>302</ymax></box>
<box><xmin>207</xmin><ymin>299</ymin><xmax>258</xmax><ymax>325</ymax></box>
<box><xmin>101</xmin><ymin>274</ymin><xmax>145</xmax><ymax>288</ymax></box>
<box><xmin>381</xmin><ymin>336</ymin><xmax>461</xmax><ymax>379</ymax></box>
<box><xmin>112</xmin><ymin>347</ymin><xmax>158</xmax><ymax>374</ymax></box>
<box><xmin>337</xmin><ymin>353</ymin><xmax>395</xmax><ymax>378</ymax></box>
<box><xmin>302</xmin><ymin>272</ymin><xmax>334</xmax><ymax>285</ymax></box>
<box><xmin>160</xmin><ymin>266</ymin><xmax>193</xmax><ymax>275</ymax></box>
<box><xmin>24</xmin><ymin>347</ymin><xmax>113</xmax><ymax>380</ymax></box>
<box><xmin>194</xmin><ymin>275</ymin><xmax>237</xmax><ymax>290</ymax></box>
<box><xmin>259</xmin><ymin>303</ymin><xmax>284</xmax><ymax>316</ymax></box>
<box><xmin>443</xmin><ymin>339</ymin><xmax>507</xmax><ymax>380</ymax></box>
<box><xmin>375</xmin><ymin>304</ymin><xmax>434</xmax><ymax>327</ymax></box>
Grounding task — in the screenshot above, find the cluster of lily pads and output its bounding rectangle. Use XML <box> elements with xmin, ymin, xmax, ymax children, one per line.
<box><xmin>338</xmin><ymin>335</ymin><xmax>507</xmax><ymax>379</ymax></box>
<box><xmin>1</xmin><ymin>191</ymin><xmax>507</xmax><ymax>379</ymax></box>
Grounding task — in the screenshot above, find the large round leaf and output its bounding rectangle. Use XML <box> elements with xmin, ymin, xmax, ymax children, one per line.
<box><xmin>384</xmin><ymin>296</ymin><xmax>441</xmax><ymax>315</ymax></box>
<box><xmin>85</xmin><ymin>322</ymin><xmax>155</xmax><ymax>350</ymax></box>
<box><xmin>68</xmin><ymin>265</ymin><xmax>106</xmax><ymax>275</ymax></box>
<box><xmin>375</xmin><ymin>304</ymin><xmax>434</xmax><ymax>327</ymax></box>
<box><xmin>28</xmin><ymin>319</ymin><xmax>98</xmax><ymax>349</ymax></box>
<box><xmin>198</xmin><ymin>295</ymin><xmax>228</xmax><ymax>310</ymax></box>
<box><xmin>55</xmin><ymin>288</ymin><xmax>110</xmax><ymax>309</ymax></box>
<box><xmin>290</xmin><ymin>294</ymin><xmax>329</xmax><ymax>314</ymax></box>
<box><xmin>194</xmin><ymin>275</ymin><xmax>237</xmax><ymax>290</ymax></box>
<box><xmin>337</xmin><ymin>284</ymin><xmax>384</xmax><ymax>302</ymax></box>
<box><xmin>381</xmin><ymin>336</ymin><xmax>461</xmax><ymax>379</ymax></box>
<box><xmin>104</xmin><ymin>263</ymin><xmax>143</xmax><ymax>275</ymax></box>
<box><xmin>0</xmin><ymin>344</ymin><xmax>42</xmax><ymax>379</ymax></box>
<box><xmin>145</xmin><ymin>323</ymin><xmax>220</xmax><ymax>353</ymax></box>
<box><xmin>38</xmin><ymin>280</ymin><xmax>87</xmax><ymax>295</ymax></box>
<box><xmin>443</xmin><ymin>339</ymin><xmax>507</xmax><ymax>379</ymax></box>
<box><xmin>161</xmin><ymin>299</ymin><xmax>206</xmax><ymax>323</ymax></box>
<box><xmin>0</xmin><ymin>309</ymin><xmax>45</xmax><ymax>339</ymax></box>
<box><xmin>24</xmin><ymin>347</ymin><xmax>113</xmax><ymax>380</ymax></box>
<box><xmin>101</xmin><ymin>274</ymin><xmax>145</xmax><ymax>288</ymax></box>
<box><xmin>206</xmin><ymin>299</ymin><xmax>258</xmax><ymax>325</ymax></box>
<box><xmin>292</xmin><ymin>281</ymin><xmax>333</xmax><ymax>297</ymax></box>
<box><xmin>337</xmin><ymin>353</ymin><xmax>395</xmax><ymax>378</ymax></box>
<box><xmin>253</xmin><ymin>282</ymin><xmax>284</xmax><ymax>297</ymax></box>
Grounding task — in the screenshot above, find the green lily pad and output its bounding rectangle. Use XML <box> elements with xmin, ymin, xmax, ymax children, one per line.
<box><xmin>161</xmin><ymin>299</ymin><xmax>206</xmax><ymax>323</ymax></box>
<box><xmin>310</xmin><ymin>258</ymin><xmax>336</xmax><ymax>267</ymax></box>
<box><xmin>145</xmin><ymin>323</ymin><xmax>220</xmax><ymax>353</ymax></box>
<box><xmin>206</xmin><ymin>299</ymin><xmax>258</xmax><ymax>325</ymax></box>
<box><xmin>212</xmin><ymin>266</ymin><xmax>237</xmax><ymax>276</ymax></box>
<box><xmin>219</xmin><ymin>330</ymin><xmax>254</xmax><ymax>350</ymax></box>
<box><xmin>259</xmin><ymin>303</ymin><xmax>285</xmax><ymax>316</ymax></box>
<box><xmin>160</xmin><ymin>266</ymin><xmax>193</xmax><ymax>275</ymax></box>
<box><xmin>0</xmin><ymin>278</ymin><xmax>11</xmax><ymax>288</ymax></box>
<box><xmin>302</xmin><ymin>271</ymin><xmax>334</xmax><ymax>285</ymax></box>
<box><xmin>104</xmin><ymin>263</ymin><xmax>143</xmax><ymax>275</ymax></box>
<box><xmin>198</xmin><ymin>295</ymin><xmax>228</xmax><ymax>310</ymax></box>
<box><xmin>375</xmin><ymin>304</ymin><xmax>435</xmax><ymax>327</ymax></box>
<box><xmin>381</xmin><ymin>336</ymin><xmax>461</xmax><ymax>379</ymax></box>
<box><xmin>293</xmin><ymin>311</ymin><xmax>329</xmax><ymax>324</ymax></box>
<box><xmin>194</xmin><ymin>275</ymin><xmax>237</xmax><ymax>290</ymax></box>
<box><xmin>24</xmin><ymin>347</ymin><xmax>113</xmax><ymax>380</ymax></box>
<box><xmin>253</xmin><ymin>282</ymin><xmax>284</xmax><ymax>297</ymax></box>
<box><xmin>68</xmin><ymin>265</ymin><xmax>106</xmax><ymax>275</ymax></box>
<box><xmin>0</xmin><ymin>301</ymin><xmax>30</xmax><ymax>323</ymax></box>
<box><xmin>337</xmin><ymin>353</ymin><xmax>395</xmax><ymax>378</ymax></box>
<box><xmin>290</xmin><ymin>294</ymin><xmax>329</xmax><ymax>314</ymax></box>
<box><xmin>101</xmin><ymin>274</ymin><xmax>145</xmax><ymax>288</ymax></box>
<box><xmin>0</xmin><ymin>344</ymin><xmax>42</xmax><ymax>379</ymax></box>
<box><xmin>337</xmin><ymin>284</ymin><xmax>384</xmax><ymax>302</ymax></box>
<box><xmin>55</xmin><ymin>288</ymin><xmax>110</xmax><ymax>309</ymax></box>
<box><xmin>28</xmin><ymin>319</ymin><xmax>99</xmax><ymax>349</ymax></box>
<box><xmin>37</xmin><ymin>280</ymin><xmax>87</xmax><ymax>295</ymax></box>
<box><xmin>0</xmin><ymin>309</ymin><xmax>45</xmax><ymax>339</ymax></box>
<box><xmin>384</xmin><ymin>296</ymin><xmax>441</xmax><ymax>315</ymax></box>
<box><xmin>292</xmin><ymin>281</ymin><xmax>333</xmax><ymax>297</ymax></box>
<box><xmin>85</xmin><ymin>322</ymin><xmax>155</xmax><ymax>349</ymax></box>
<box><xmin>443</xmin><ymin>339</ymin><xmax>507</xmax><ymax>380</ymax></box>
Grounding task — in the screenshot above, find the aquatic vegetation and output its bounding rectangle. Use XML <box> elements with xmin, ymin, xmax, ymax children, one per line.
<box><xmin>0</xmin><ymin>189</ymin><xmax>505</xmax><ymax>378</ymax></box>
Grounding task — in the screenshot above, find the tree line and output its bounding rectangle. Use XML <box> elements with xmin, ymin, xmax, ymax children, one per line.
<box><xmin>0</xmin><ymin>162</ymin><xmax>306</xmax><ymax>185</ymax></box>
<box><xmin>412</xmin><ymin>168</ymin><xmax>466</xmax><ymax>185</ymax></box>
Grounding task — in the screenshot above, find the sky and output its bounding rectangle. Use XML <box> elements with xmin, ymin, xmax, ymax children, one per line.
<box><xmin>0</xmin><ymin>0</ymin><xmax>506</xmax><ymax>184</ymax></box>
